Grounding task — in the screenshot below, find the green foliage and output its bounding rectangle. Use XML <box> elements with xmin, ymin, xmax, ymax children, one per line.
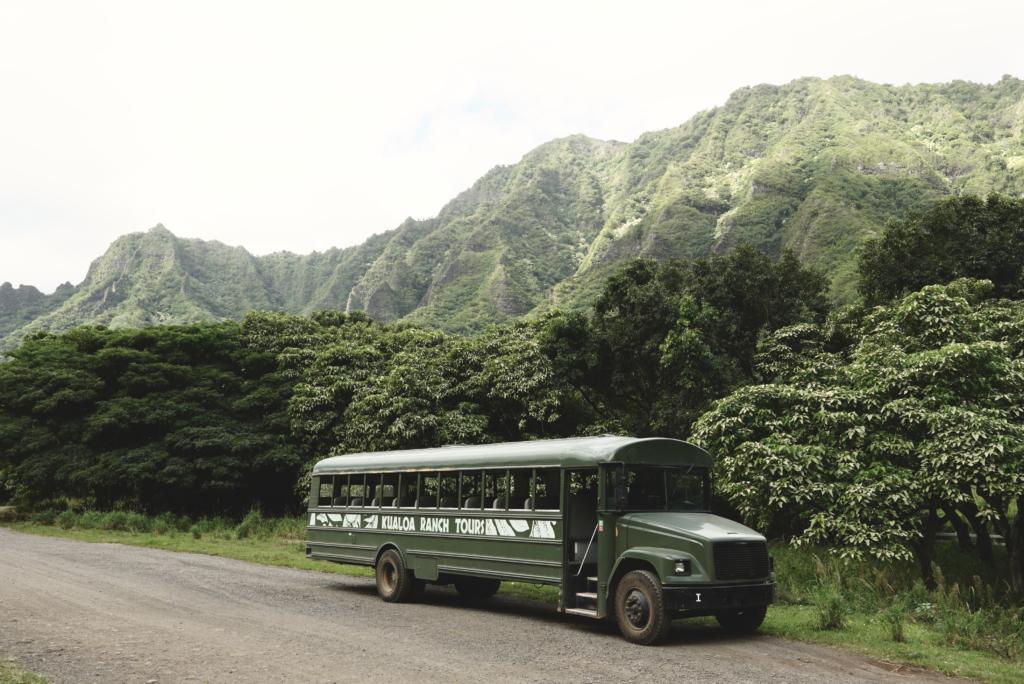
<box><xmin>0</xmin><ymin>323</ymin><xmax>303</xmax><ymax>515</ymax></box>
<box><xmin>859</xmin><ymin>195</ymin><xmax>1024</xmax><ymax>305</ymax></box>
<box><xmin>539</xmin><ymin>245</ymin><xmax>828</xmax><ymax>437</ymax></box>
<box><xmin>812</xmin><ymin>583</ymin><xmax>848</xmax><ymax>631</ymax></box>
<box><xmin>694</xmin><ymin>279</ymin><xmax>1024</xmax><ymax>591</ymax></box>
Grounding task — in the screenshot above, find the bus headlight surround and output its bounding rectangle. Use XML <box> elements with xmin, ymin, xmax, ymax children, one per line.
<box><xmin>673</xmin><ymin>559</ymin><xmax>691</xmax><ymax>576</ymax></box>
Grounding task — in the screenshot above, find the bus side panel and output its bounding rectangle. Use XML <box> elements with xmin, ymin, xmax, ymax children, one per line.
<box><xmin>307</xmin><ymin>508</ymin><xmax>563</xmax><ymax>584</ymax></box>
<box><xmin>306</xmin><ymin>511</ymin><xmax>377</xmax><ymax>566</ymax></box>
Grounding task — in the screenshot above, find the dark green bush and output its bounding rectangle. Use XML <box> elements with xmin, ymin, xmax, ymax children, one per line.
<box><xmin>55</xmin><ymin>510</ymin><xmax>78</xmax><ymax>529</ymax></box>
<box><xmin>29</xmin><ymin>510</ymin><xmax>56</xmax><ymax>525</ymax></box>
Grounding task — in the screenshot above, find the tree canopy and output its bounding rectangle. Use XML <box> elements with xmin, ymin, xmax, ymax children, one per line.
<box><xmin>859</xmin><ymin>195</ymin><xmax>1024</xmax><ymax>305</ymax></box>
<box><xmin>693</xmin><ymin>279</ymin><xmax>1024</xmax><ymax>590</ymax></box>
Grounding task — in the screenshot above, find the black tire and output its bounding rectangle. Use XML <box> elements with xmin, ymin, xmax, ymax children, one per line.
<box><xmin>453</xmin><ymin>577</ymin><xmax>501</xmax><ymax>599</ymax></box>
<box><xmin>716</xmin><ymin>605</ymin><xmax>767</xmax><ymax>633</ymax></box>
<box><xmin>614</xmin><ymin>570</ymin><xmax>671</xmax><ymax>645</ymax></box>
<box><xmin>375</xmin><ymin>549</ymin><xmax>417</xmax><ymax>603</ymax></box>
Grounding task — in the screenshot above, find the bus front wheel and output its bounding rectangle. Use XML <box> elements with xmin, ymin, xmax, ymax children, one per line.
<box><xmin>375</xmin><ymin>549</ymin><xmax>418</xmax><ymax>602</ymax></box>
<box><xmin>454</xmin><ymin>577</ymin><xmax>501</xmax><ymax>599</ymax></box>
<box><xmin>614</xmin><ymin>570</ymin><xmax>671</xmax><ymax>645</ymax></box>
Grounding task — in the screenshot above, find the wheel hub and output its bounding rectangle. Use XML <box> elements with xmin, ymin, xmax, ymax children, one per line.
<box><xmin>624</xmin><ymin>588</ymin><xmax>650</xmax><ymax>628</ymax></box>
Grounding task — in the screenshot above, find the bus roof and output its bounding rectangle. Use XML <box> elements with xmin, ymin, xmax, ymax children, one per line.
<box><xmin>311</xmin><ymin>436</ymin><xmax>713</xmax><ymax>475</ymax></box>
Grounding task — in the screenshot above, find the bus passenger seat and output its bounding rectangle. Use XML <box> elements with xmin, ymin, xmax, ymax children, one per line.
<box><xmin>369</xmin><ymin>498</ymin><xmax>380</xmax><ymax>506</ymax></box>
<box><xmin>439</xmin><ymin>497</ymin><xmax>458</xmax><ymax>508</ymax></box>
<box><xmin>491</xmin><ymin>496</ymin><xmax>508</xmax><ymax>509</ymax></box>
<box><xmin>349</xmin><ymin>498</ymin><xmax>364</xmax><ymax>507</ymax></box>
<box><xmin>464</xmin><ymin>497</ymin><xmax>482</xmax><ymax>508</ymax></box>
<box><xmin>522</xmin><ymin>498</ymin><xmax>533</xmax><ymax>510</ymax></box>
<box><xmin>332</xmin><ymin>496</ymin><xmax>348</xmax><ymax>506</ymax></box>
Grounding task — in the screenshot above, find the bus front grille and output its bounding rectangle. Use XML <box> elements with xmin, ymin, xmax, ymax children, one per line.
<box><xmin>712</xmin><ymin>541</ymin><xmax>770</xmax><ymax>580</ymax></box>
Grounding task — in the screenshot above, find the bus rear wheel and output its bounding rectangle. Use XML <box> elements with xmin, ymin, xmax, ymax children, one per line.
<box><xmin>376</xmin><ymin>549</ymin><xmax>417</xmax><ymax>603</ymax></box>
<box><xmin>716</xmin><ymin>605</ymin><xmax>767</xmax><ymax>633</ymax></box>
<box><xmin>614</xmin><ymin>570</ymin><xmax>671</xmax><ymax>645</ymax></box>
<box><xmin>454</xmin><ymin>577</ymin><xmax>501</xmax><ymax>599</ymax></box>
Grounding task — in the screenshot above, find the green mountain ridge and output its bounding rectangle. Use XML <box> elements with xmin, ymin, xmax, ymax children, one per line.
<box><xmin>3</xmin><ymin>75</ymin><xmax>1024</xmax><ymax>348</ymax></box>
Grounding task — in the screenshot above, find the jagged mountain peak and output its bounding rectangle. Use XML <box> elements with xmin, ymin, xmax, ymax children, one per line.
<box><xmin>3</xmin><ymin>76</ymin><xmax>1023</xmax><ymax>348</ymax></box>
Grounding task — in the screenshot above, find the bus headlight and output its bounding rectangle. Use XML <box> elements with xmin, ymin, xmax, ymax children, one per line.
<box><xmin>673</xmin><ymin>560</ymin><xmax>691</xmax><ymax>576</ymax></box>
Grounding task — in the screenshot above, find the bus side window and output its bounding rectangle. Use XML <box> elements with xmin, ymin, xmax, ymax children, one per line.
<box><xmin>419</xmin><ymin>472</ymin><xmax>439</xmax><ymax>508</ymax></box>
<box><xmin>483</xmin><ymin>471</ymin><xmax>501</xmax><ymax>509</ymax></box>
<box><xmin>318</xmin><ymin>476</ymin><xmax>334</xmax><ymax>507</ymax></box>
<box><xmin>396</xmin><ymin>473</ymin><xmax>417</xmax><ymax>507</ymax></box>
<box><xmin>532</xmin><ymin>468</ymin><xmax>560</xmax><ymax>510</ymax></box>
<box><xmin>349</xmin><ymin>474</ymin><xmax>367</xmax><ymax>507</ymax></box>
<box><xmin>489</xmin><ymin>471</ymin><xmax>509</xmax><ymax>507</ymax></box>
<box><xmin>377</xmin><ymin>473</ymin><xmax>397</xmax><ymax>507</ymax></box>
<box><xmin>332</xmin><ymin>475</ymin><xmax>349</xmax><ymax>507</ymax></box>
<box><xmin>439</xmin><ymin>472</ymin><xmax>459</xmax><ymax>509</ymax></box>
<box><xmin>460</xmin><ymin>470</ymin><xmax>482</xmax><ymax>509</ymax></box>
<box><xmin>509</xmin><ymin>469</ymin><xmax>531</xmax><ymax>510</ymax></box>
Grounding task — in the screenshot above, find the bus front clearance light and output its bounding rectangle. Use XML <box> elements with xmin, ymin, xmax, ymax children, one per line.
<box><xmin>673</xmin><ymin>560</ymin><xmax>691</xmax><ymax>576</ymax></box>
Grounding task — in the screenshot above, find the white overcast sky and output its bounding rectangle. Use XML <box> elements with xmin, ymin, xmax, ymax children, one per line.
<box><xmin>2</xmin><ymin>0</ymin><xmax>1022</xmax><ymax>292</ymax></box>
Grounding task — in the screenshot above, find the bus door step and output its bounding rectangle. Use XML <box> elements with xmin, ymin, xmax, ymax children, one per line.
<box><xmin>564</xmin><ymin>607</ymin><xmax>599</xmax><ymax>619</ymax></box>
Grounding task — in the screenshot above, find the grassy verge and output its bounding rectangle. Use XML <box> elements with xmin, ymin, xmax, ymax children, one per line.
<box><xmin>762</xmin><ymin>605</ymin><xmax>1023</xmax><ymax>684</ymax></box>
<box><xmin>4</xmin><ymin>513</ymin><xmax>1022</xmax><ymax>683</ymax></box>
<box><xmin>0</xmin><ymin>658</ymin><xmax>47</xmax><ymax>684</ymax></box>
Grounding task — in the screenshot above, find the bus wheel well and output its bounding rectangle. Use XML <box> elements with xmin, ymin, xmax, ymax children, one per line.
<box><xmin>374</xmin><ymin>543</ymin><xmax>401</xmax><ymax>566</ymax></box>
<box><xmin>610</xmin><ymin>558</ymin><xmax>657</xmax><ymax>592</ymax></box>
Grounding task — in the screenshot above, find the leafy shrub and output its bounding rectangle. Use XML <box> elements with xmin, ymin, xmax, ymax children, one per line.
<box><xmin>939</xmin><ymin>605</ymin><xmax>1024</xmax><ymax>660</ymax></box>
<box><xmin>152</xmin><ymin>520</ymin><xmax>170</xmax><ymax>535</ymax></box>
<box><xmin>29</xmin><ymin>510</ymin><xmax>56</xmax><ymax>525</ymax></box>
<box><xmin>267</xmin><ymin>516</ymin><xmax>306</xmax><ymax>540</ymax></box>
<box><xmin>881</xmin><ymin>603</ymin><xmax>906</xmax><ymax>643</ymax></box>
<box><xmin>55</xmin><ymin>510</ymin><xmax>78</xmax><ymax>530</ymax></box>
<box><xmin>124</xmin><ymin>512</ymin><xmax>152</xmax><ymax>533</ymax></box>
<box><xmin>812</xmin><ymin>583</ymin><xmax>848</xmax><ymax>630</ymax></box>
<box><xmin>76</xmin><ymin>511</ymin><xmax>105</xmax><ymax>529</ymax></box>
<box><xmin>100</xmin><ymin>511</ymin><xmax>129</xmax><ymax>531</ymax></box>
<box><xmin>235</xmin><ymin>509</ymin><xmax>267</xmax><ymax>539</ymax></box>
<box><xmin>192</xmin><ymin>517</ymin><xmax>233</xmax><ymax>537</ymax></box>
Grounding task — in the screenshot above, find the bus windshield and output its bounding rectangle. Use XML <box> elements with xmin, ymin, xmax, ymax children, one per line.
<box><xmin>606</xmin><ymin>465</ymin><xmax>710</xmax><ymax>512</ymax></box>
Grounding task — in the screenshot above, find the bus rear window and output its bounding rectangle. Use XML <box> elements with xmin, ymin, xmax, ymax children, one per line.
<box><xmin>317</xmin><ymin>476</ymin><xmax>335</xmax><ymax>507</ymax></box>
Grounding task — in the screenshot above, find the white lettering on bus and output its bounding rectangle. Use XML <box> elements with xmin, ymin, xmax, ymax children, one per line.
<box><xmin>381</xmin><ymin>515</ymin><xmax>415</xmax><ymax>531</ymax></box>
<box><xmin>419</xmin><ymin>517</ymin><xmax>450</xmax><ymax>533</ymax></box>
<box><xmin>454</xmin><ymin>518</ymin><xmax>486</xmax><ymax>535</ymax></box>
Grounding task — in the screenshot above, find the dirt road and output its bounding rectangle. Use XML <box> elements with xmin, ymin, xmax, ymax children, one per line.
<box><xmin>0</xmin><ymin>528</ymin><xmax>955</xmax><ymax>683</ymax></box>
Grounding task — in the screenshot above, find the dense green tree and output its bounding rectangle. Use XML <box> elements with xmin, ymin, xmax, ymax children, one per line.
<box><xmin>694</xmin><ymin>280</ymin><xmax>1024</xmax><ymax>590</ymax></box>
<box><xmin>539</xmin><ymin>245</ymin><xmax>829</xmax><ymax>437</ymax></box>
<box><xmin>859</xmin><ymin>195</ymin><xmax>1024</xmax><ymax>305</ymax></box>
<box><xmin>0</xmin><ymin>323</ymin><xmax>303</xmax><ymax>515</ymax></box>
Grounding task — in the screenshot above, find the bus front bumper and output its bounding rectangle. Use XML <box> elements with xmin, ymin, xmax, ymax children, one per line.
<box><xmin>663</xmin><ymin>581</ymin><xmax>774</xmax><ymax>614</ymax></box>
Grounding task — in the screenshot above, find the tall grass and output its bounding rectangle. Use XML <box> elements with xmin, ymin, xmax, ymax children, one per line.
<box><xmin>22</xmin><ymin>508</ymin><xmax>306</xmax><ymax>542</ymax></box>
<box><xmin>771</xmin><ymin>544</ymin><xmax>1023</xmax><ymax>659</ymax></box>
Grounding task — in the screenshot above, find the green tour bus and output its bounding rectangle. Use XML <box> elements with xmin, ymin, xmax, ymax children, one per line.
<box><xmin>306</xmin><ymin>435</ymin><xmax>774</xmax><ymax>644</ymax></box>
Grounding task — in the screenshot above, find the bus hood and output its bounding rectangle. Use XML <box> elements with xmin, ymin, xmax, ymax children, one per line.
<box><xmin>618</xmin><ymin>512</ymin><xmax>765</xmax><ymax>544</ymax></box>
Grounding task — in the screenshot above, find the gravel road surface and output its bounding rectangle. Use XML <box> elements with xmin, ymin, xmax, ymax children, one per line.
<box><xmin>0</xmin><ymin>528</ymin><xmax>958</xmax><ymax>683</ymax></box>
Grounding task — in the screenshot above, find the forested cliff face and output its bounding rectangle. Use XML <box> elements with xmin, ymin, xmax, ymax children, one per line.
<box><xmin>4</xmin><ymin>75</ymin><xmax>1023</xmax><ymax>347</ymax></box>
